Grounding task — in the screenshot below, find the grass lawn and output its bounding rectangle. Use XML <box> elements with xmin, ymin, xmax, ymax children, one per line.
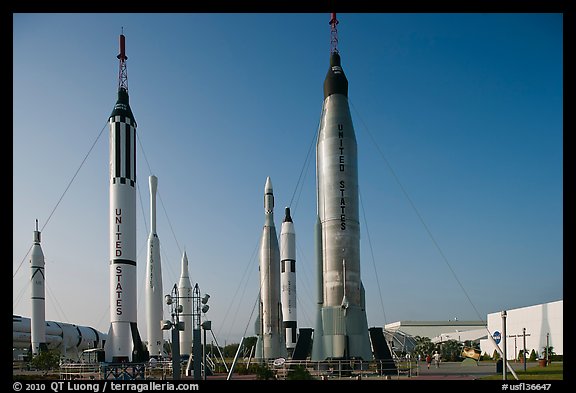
<box><xmin>479</xmin><ymin>362</ymin><xmax>563</xmax><ymax>380</ymax></box>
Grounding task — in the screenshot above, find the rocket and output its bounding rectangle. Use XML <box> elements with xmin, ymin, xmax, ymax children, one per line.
<box><xmin>280</xmin><ymin>207</ymin><xmax>297</xmax><ymax>354</ymax></box>
<box><xmin>104</xmin><ymin>32</ymin><xmax>147</xmax><ymax>363</ymax></box>
<box><xmin>13</xmin><ymin>315</ymin><xmax>107</xmax><ymax>358</ymax></box>
<box><xmin>255</xmin><ymin>177</ymin><xmax>287</xmax><ymax>360</ymax></box>
<box><xmin>178</xmin><ymin>251</ymin><xmax>193</xmax><ymax>356</ymax></box>
<box><xmin>311</xmin><ymin>14</ymin><xmax>372</xmax><ymax>361</ymax></box>
<box><xmin>145</xmin><ymin>175</ymin><xmax>164</xmax><ymax>358</ymax></box>
<box><xmin>30</xmin><ymin>220</ymin><xmax>47</xmax><ymax>356</ymax></box>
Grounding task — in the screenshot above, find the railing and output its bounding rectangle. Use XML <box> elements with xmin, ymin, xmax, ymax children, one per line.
<box><xmin>267</xmin><ymin>358</ymin><xmax>417</xmax><ymax>380</ymax></box>
<box><xmin>59</xmin><ymin>363</ymin><xmax>101</xmax><ymax>380</ymax></box>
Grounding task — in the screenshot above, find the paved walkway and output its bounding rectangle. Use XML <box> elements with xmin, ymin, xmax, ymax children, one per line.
<box><xmin>367</xmin><ymin>361</ymin><xmax>537</xmax><ymax>380</ymax></box>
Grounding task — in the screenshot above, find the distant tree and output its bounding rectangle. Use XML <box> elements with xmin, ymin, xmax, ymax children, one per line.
<box><xmin>223</xmin><ymin>336</ymin><xmax>258</xmax><ymax>358</ymax></box>
<box><xmin>542</xmin><ymin>345</ymin><xmax>555</xmax><ymax>358</ymax></box>
<box><xmin>255</xmin><ymin>364</ymin><xmax>275</xmax><ymax>380</ymax></box>
<box><xmin>243</xmin><ymin>336</ymin><xmax>258</xmax><ymax>355</ymax></box>
<box><xmin>481</xmin><ymin>352</ymin><xmax>491</xmax><ymax>361</ymax></box>
<box><xmin>413</xmin><ymin>336</ymin><xmax>435</xmax><ymax>359</ymax></box>
<box><xmin>517</xmin><ymin>349</ymin><xmax>527</xmax><ymax>361</ymax></box>
<box><xmin>286</xmin><ymin>365</ymin><xmax>313</xmax><ymax>380</ymax></box>
<box><xmin>542</xmin><ymin>346</ymin><xmax>555</xmax><ymax>363</ymax></box>
<box><xmin>205</xmin><ymin>343</ymin><xmax>222</xmax><ymax>357</ymax></box>
<box><xmin>464</xmin><ymin>340</ymin><xmax>480</xmax><ymax>350</ymax></box>
<box><xmin>529</xmin><ymin>349</ymin><xmax>537</xmax><ymax>361</ymax></box>
<box><xmin>492</xmin><ymin>350</ymin><xmax>500</xmax><ymax>361</ymax></box>
<box><xmin>223</xmin><ymin>343</ymin><xmax>239</xmax><ymax>358</ymax></box>
<box><xmin>441</xmin><ymin>339</ymin><xmax>462</xmax><ymax>361</ymax></box>
<box><xmin>30</xmin><ymin>350</ymin><xmax>60</xmax><ymax>374</ymax></box>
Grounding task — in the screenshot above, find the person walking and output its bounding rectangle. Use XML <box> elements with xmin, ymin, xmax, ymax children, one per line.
<box><xmin>433</xmin><ymin>351</ymin><xmax>441</xmax><ymax>368</ymax></box>
<box><xmin>425</xmin><ymin>354</ymin><xmax>432</xmax><ymax>369</ymax></box>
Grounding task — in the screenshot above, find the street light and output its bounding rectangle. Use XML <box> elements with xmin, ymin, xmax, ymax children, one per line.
<box><xmin>161</xmin><ymin>284</ymin><xmax>184</xmax><ymax>380</ymax></box>
<box><xmin>501</xmin><ymin>310</ymin><xmax>507</xmax><ymax>381</ymax></box>
<box><xmin>201</xmin><ymin>294</ymin><xmax>210</xmax><ymax>314</ymax></box>
<box><xmin>523</xmin><ymin>328</ymin><xmax>527</xmax><ymax>372</ymax></box>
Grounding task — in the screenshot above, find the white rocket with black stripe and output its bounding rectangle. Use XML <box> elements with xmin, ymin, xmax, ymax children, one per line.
<box><xmin>280</xmin><ymin>207</ymin><xmax>297</xmax><ymax>353</ymax></box>
<box><xmin>104</xmin><ymin>33</ymin><xmax>146</xmax><ymax>363</ymax></box>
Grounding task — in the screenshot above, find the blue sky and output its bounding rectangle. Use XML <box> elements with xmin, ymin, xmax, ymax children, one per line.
<box><xmin>13</xmin><ymin>13</ymin><xmax>563</xmax><ymax>345</ymax></box>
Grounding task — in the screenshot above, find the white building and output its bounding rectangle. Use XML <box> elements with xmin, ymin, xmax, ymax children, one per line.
<box><xmin>384</xmin><ymin>320</ymin><xmax>487</xmax><ymax>353</ymax></box>
<box><xmin>479</xmin><ymin>299</ymin><xmax>563</xmax><ymax>360</ymax></box>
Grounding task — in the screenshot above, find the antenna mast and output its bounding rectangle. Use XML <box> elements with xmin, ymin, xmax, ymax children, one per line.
<box><xmin>329</xmin><ymin>13</ymin><xmax>339</xmax><ymax>54</ymax></box>
<box><xmin>117</xmin><ymin>27</ymin><xmax>128</xmax><ymax>91</ymax></box>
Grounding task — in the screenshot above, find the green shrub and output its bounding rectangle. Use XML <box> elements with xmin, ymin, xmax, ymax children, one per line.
<box><xmin>286</xmin><ymin>365</ymin><xmax>313</xmax><ymax>380</ymax></box>
<box><xmin>255</xmin><ymin>364</ymin><xmax>275</xmax><ymax>380</ymax></box>
<box><xmin>492</xmin><ymin>350</ymin><xmax>500</xmax><ymax>361</ymax></box>
<box><xmin>30</xmin><ymin>350</ymin><xmax>60</xmax><ymax>373</ymax></box>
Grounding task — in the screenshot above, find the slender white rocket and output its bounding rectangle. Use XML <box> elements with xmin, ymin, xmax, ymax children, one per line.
<box><xmin>30</xmin><ymin>220</ymin><xmax>46</xmax><ymax>355</ymax></box>
<box><xmin>145</xmin><ymin>175</ymin><xmax>164</xmax><ymax>358</ymax></box>
<box><xmin>257</xmin><ymin>177</ymin><xmax>287</xmax><ymax>360</ymax></box>
<box><xmin>178</xmin><ymin>251</ymin><xmax>193</xmax><ymax>356</ymax></box>
<box><xmin>104</xmin><ymin>32</ymin><xmax>145</xmax><ymax>363</ymax></box>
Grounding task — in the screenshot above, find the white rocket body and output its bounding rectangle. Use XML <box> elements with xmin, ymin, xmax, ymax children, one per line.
<box><xmin>178</xmin><ymin>251</ymin><xmax>193</xmax><ymax>356</ymax></box>
<box><xmin>30</xmin><ymin>222</ymin><xmax>46</xmax><ymax>355</ymax></box>
<box><xmin>256</xmin><ymin>177</ymin><xmax>287</xmax><ymax>360</ymax></box>
<box><xmin>104</xmin><ymin>34</ymin><xmax>145</xmax><ymax>361</ymax></box>
<box><xmin>105</xmin><ymin>94</ymin><xmax>139</xmax><ymax>362</ymax></box>
<box><xmin>280</xmin><ymin>208</ymin><xmax>297</xmax><ymax>351</ymax></box>
<box><xmin>145</xmin><ymin>175</ymin><xmax>164</xmax><ymax>358</ymax></box>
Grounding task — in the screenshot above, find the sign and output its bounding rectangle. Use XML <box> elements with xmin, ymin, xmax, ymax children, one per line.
<box><xmin>273</xmin><ymin>357</ymin><xmax>286</xmax><ymax>367</ymax></box>
<box><xmin>493</xmin><ymin>331</ymin><xmax>501</xmax><ymax>344</ymax></box>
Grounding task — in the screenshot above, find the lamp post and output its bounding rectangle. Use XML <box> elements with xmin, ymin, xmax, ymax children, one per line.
<box><xmin>501</xmin><ymin>310</ymin><xmax>507</xmax><ymax>381</ymax></box>
<box><xmin>201</xmin><ymin>320</ymin><xmax>211</xmax><ymax>380</ymax></box>
<box><xmin>201</xmin><ymin>293</ymin><xmax>210</xmax><ymax>380</ymax></box>
<box><xmin>162</xmin><ymin>284</ymin><xmax>184</xmax><ymax>380</ymax></box>
<box><xmin>523</xmin><ymin>328</ymin><xmax>527</xmax><ymax>371</ymax></box>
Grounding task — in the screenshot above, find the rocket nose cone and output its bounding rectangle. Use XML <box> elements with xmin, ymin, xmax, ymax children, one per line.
<box><xmin>110</xmin><ymin>87</ymin><xmax>136</xmax><ymax>121</ymax></box>
<box><xmin>323</xmin><ymin>52</ymin><xmax>348</xmax><ymax>99</ymax></box>
<box><xmin>180</xmin><ymin>251</ymin><xmax>189</xmax><ymax>276</ymax></box>
<box><xmin>330</xmin><ymin>52</ymin><xmax>342</xmax><ymax>67</ymax></box>
<box><xmin>283</xmin><ymin>207</ymin><xmax>293</xmax><ymax>223</ymax></box>
<box><xmin>264</xmin><ymin>177</ymin><xmax>274</xmax><ymax>215</ymax></box>
<box><xmin>265</xmin><ymin>177</ymin><xmax>273</xmax><ymax>193</ymax></box>
<box><xmin>149</xmin><ymin>175</ymin><xmax>158</xmax><ymax>192</ymax></box>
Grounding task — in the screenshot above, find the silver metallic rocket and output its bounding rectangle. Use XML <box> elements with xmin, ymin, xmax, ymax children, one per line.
<box><xmin>178</xmin><ymin>251</ymin><xmax>193</xmax><ymax>356</ymax></box>
<box><xmin>311</xmin><ymin>15</ymin><xmax>372</xmax><ymax>360</ymax></box>
<box><xmin>104</xmin><ymin>32</ymin><xmax>146</xmax><ymax>363</ymax></box>
<box><xmin>280</xmin><ymin>207</ymin><xmax>297</xmax><ymax>353</ymax></box>
<box><xmin>30</xmin><ymin>220</ymin><xmax>46</xmax><ymax>356</ymax></box>
<box><xmin>145</xmin><ymin>175</ymin><xmax>164</xmax><ymax>358</ymax></box>
<box><xmin>255</xmin><ymin>177</ymin><xmax>287</xmax><ymax>360</ymax></box>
